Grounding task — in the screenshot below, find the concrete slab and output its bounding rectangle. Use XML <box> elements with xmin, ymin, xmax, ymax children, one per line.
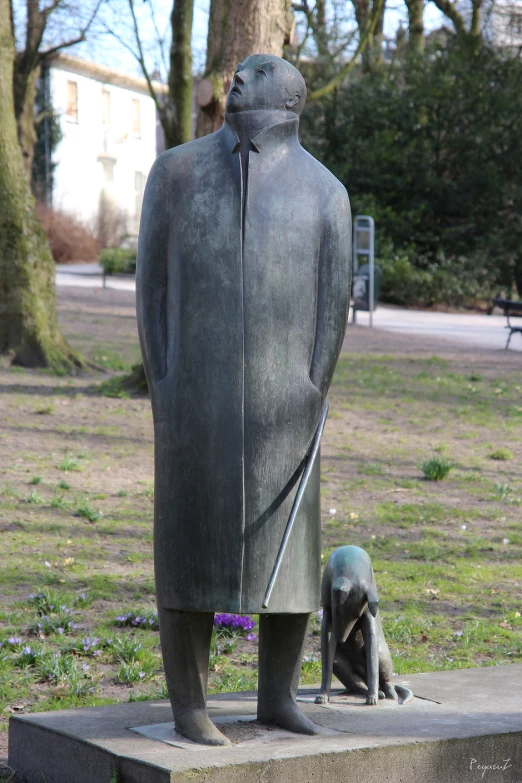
<box><xmin>9</xmin><ymin>665</ymin><xmax>522</xmax><ymax>783</ymax></box>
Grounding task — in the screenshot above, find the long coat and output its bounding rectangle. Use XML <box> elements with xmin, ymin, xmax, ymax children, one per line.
<box><xmin>136</xmin><ymin>115</ymin><xmax>351</xmax><ymax>614</ymax></box>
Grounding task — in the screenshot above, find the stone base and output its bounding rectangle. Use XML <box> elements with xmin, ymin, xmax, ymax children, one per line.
<box><xmin>9</xmin><ymin>665</ymin><xmax>522</xmax><ymax>783</ymax></box>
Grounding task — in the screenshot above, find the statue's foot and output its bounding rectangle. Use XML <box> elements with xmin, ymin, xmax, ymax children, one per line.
<box><xmin>174</xmin><ymin>709</ymin><xmax>231</xmax><ymax>746</ymax></box>
<box><xmin>365</xmin><ymin>693</ymin><xmax>378</xmax><ymax>705</ymax></box>
<box><xmin>314</xmin><ymin>692</ymin><xmax>329</xmax><ymax>705</ymax></box>
<box><xmin>258</xmin><ymin>701</ymin><xmax>321</xmax><ymax>735</ymax></box>
<box><xmin>383</xmin><ymin>683</ymin><xmax>398</xmax><ymax>701</ymax></box>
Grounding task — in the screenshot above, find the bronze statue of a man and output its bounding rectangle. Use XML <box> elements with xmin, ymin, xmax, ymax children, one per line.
<box><xmin>137</xmin><ymin>54</ymin><xmax>351</xmax><ymax>746</ymax></box>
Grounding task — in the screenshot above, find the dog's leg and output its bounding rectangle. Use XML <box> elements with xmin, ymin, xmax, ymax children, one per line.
<box><xmin>333</xmin><ymin>653</ymin><xmax>368</xmax><ymax>697</ymax></box>
<box><xmin>315</xmin><ymin>609</ymin><xmax>336</xmax><ymax>704</ymax></box>
<box><xmin>361</xmin><ymin>611</ymin><xmax>379</xmax><ymax>705</ymax></box>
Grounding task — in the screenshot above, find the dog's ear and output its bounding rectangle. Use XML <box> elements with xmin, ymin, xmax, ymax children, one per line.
<box><xmin>332</xmin><ymin>577</ymin><xmax>352</xmax><ymax>605</ymax></box>
<box><xmin>367</xmin><ymin>585</ymin><xmax>379</xmax><ymax>617</ymax></box>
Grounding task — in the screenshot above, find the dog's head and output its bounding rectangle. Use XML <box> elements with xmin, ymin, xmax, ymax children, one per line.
<box><xmin>331</xmin><ymin>577</ymin><xmax>379</xmax><ymax>642</ymax></box>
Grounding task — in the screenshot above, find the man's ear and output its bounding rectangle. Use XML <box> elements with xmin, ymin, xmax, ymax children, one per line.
<box><xmin>367</xmin><ymin>585</ymin><xmax>379</xmax><ymax>617</ymax></box>
<box><xmin>285</xmin><ymin>91</ymin><xmax>300</xmax><ymax>110</ymax></box>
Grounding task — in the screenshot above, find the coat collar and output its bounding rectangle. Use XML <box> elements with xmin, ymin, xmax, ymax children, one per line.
<box><xmin>222</xmin><ymin>112</ymin><xmax>300</xmax><ymax>155</ymax></box>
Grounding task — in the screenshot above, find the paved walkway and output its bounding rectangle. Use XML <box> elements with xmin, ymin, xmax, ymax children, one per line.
<box><xmin>56</xmin><ymin>262</ymin><xmax>135</xmax><ymax>292</ymax></box>
<box><xmin>56</xmin><ymin>264</ymin><xmax>521</xmax><ymax>352</ymax></box>
<box><xmin>354</xmin><ymin>306</ymin><xmax>521</xmax><ymax>352</ymax></box>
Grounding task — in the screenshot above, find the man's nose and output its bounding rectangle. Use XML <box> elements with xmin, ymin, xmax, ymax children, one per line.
<box><xmin>234</xmin><ymin>72</ymin><xmax>245</xmax><ymax>86</ymax></box>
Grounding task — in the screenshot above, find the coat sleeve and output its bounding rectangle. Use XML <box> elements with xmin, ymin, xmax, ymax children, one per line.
<box><xmin>309</xmin><ymin>184</ymin><xmax>352</xmax><ymax>396</ymax></box>
<box><xmin>136</xmin><ymin>155</ymin><xmax>170</xmax><ymax>388</ymax></box>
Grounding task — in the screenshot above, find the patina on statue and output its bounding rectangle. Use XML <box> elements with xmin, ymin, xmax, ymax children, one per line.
<box><xmin>136</xmin><ymin>54</ymin><xmax>351</xmax><ymax>746</ymax></box>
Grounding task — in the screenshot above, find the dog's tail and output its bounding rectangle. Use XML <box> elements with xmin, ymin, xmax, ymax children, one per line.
<box><xmin>395</xmin><ymin>684</ymin><xmax>414</xmax><ymax>704</ymax></box>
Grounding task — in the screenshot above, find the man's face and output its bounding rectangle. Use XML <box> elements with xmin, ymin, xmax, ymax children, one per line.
<box><xmin>226</xmin><ymin>56</ymin><xmax>290</xmax><ymax>114</ymax></box>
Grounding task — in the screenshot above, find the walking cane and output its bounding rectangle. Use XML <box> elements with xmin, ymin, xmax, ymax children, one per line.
<box><xmin>262</xmin><ymin>399</ymin><xmax>329</xmax><ymax>609</ymax></box>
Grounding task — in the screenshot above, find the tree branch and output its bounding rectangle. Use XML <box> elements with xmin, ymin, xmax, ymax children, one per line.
<box><xmin>41</xmin><ymin>0</ymin><xmax>63</xmax><ymax>20</ymax></box>
<box><xmin>429</xmin><ymin>0</ymin><xmax>467</xmax><ymax>37</ymax></box>
<box><xmin>126</xmin><ymin>0</ymin><xmax>162</xmax><ymax>115</ymax></box>
<box><xmin>39</xmin><ymin>0</ymin><xmax>105</xmax><ymax>60</ymax></box>
<box><xmin>40</xmin><ymin>33</ymin><xmax>86</xmax><ymax>58</ymax></box>
<box><xmin>307</xmin><ymin>0</ymin><xmax>385</xmax><ymax>101</ymax></box>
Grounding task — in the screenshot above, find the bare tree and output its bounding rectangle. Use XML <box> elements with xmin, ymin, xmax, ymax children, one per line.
<box><xmin>196</xmin><ymin>0</ymin><xmax>295</xmax><ymax>136</ymax></box>
<box><xmin>345</xmin><ymin>0</ymin><xmax>386</xmax><ymax>71</ymax></box>
<box><xmin>1</xmin><ymin>0</ymin><xmax>84</xmax><ymax>371</ymax></box>
<box><xmin>291</xmin><ymin>0</ymin><xmax>386</xmax><ymax>99</ymax></box>
<box><xmin>428</xmin><ymin>0</ymin><xmax>484</xmax><ymax>45</ymax></box>
<box><xmin>12</xmin><ymin>0</ymin><xmax>102</xmax><ymax>181</ymax></box>
<box><xmin>405</xmin><ymin>0</ymin><xmax>425</xmax><ymax>53</ymax></box>
<box><xmin>294</xmin><ymin>0</ymin><xmax>385</xmax><ymax>101</ymax></box>
<box><xmin>290</xmin><ymin>0</ymin><xmax>358</xmax><ymax>70</ymax></box>
<box><xmin>101</xmin><ymin>0</ymin><xmax>194</xmax><ymax>149</ymax></box>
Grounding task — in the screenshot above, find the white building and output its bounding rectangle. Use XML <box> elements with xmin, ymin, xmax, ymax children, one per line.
<box><xmin>47</xmin><ymin>53</ymin><xmax>166</xmax><ymax>238</ymax></box>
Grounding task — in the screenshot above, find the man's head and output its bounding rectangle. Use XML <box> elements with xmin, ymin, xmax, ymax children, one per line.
<box><xmin>225</xmin><ymin>54</ymin><xmax>306</xmax><ymax>116</ymax></box>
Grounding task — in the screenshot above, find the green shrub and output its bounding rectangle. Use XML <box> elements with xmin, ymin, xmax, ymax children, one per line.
<box><xmin>489</xmin><ymin>449</ymin><xmax>513</xmax><ymax>461</ymax></box>
<box><xmin>76</xmin><ymin>501</ymin><xmax>102</xmax><ymax>523</ymax></box>
<box><xmin>420</xmin><ymin>456</ymin><xmax>452</xmax><ymax>481</ymax></box>
<box><xmin>100</xmin><ymin>248</ymin><xmax>137</xmax><ymax>275</ymax></box>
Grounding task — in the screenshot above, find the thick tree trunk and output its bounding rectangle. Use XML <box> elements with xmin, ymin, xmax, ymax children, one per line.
<box><xmin>196</xmin><ymin>0</ymin><xmax>294</xmax><ymax>137</ymax></box>
<box><xmin>0</xmin><ymin>2</ymin><xmax>84</xmax><ymax>372</ymax></box>
<box><xmin>405</xmin><ymin>0</ymin><xmax>424</xmax><ymax>54</ymax></box>
<box><xmin>165</xmin><ymin>0</ymin><xmax>194</xmax><ymax>147</ymax></box>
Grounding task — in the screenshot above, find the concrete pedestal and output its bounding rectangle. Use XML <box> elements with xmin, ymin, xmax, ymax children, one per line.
<box><xmin>8</xmin><ymin>665</ymin><xmax>522</xmax><ymax>783</ymax></box>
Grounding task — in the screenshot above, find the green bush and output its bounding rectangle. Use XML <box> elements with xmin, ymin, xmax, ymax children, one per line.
<box><xmin>420</xmin><ymin>456</ymin><xmax>452</xmax><ymax>481</ymax></box>
<box><xmin>300</xmin><ymin>41</ymin><xmax>522</xmax><ymax>306</ymax></box>
<box><xmin>489</xmin><ymin>449</ymin><xmax>513</xmax><ymax>461</ymax></box>
<box><xmin>100</xmin><ymin>248</ymin><xmax>137</xmax><ymax>275</ymax></box>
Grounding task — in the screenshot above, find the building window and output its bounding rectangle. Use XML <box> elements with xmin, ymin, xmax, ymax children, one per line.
<box><xmin>132</xmin><ymin>98</ymin><xmax>141</xmax><ymax>137</ymax></box>
<box><xmin>102</xmin><ymin>88</ymin><xmax>110</xmax><ymax>129</ymax></box>
<box><xmin>66</xmin><ymin>80</ymin><xmax>78</xmax><ymax>122</ymax></box>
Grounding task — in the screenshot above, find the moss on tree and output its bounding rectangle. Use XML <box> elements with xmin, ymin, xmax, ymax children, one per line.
<box><xmin>0</xmin><ymin>0</ymin><xmax>85</xmax><ymax>374</ymax></box>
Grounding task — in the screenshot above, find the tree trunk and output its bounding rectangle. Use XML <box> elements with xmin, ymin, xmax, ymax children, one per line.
<box><xmin>196</xmin><ymin>0</ymin><xmax>294</xmax><ymax>137</ymax></box>
<box><xmin>13</xmin><ymin>64</ymin><xmax>38</xmax><ymax>182</ymax></box>
<box><xmin>405</xmin><ymin>0</ymin><xmax>424</xmax><ymax>54</ymax></box>
<box><xmin>165</xmin><ymin>0</ymin><xmax>194</xmax><ymax>147</ymax></box>
<box><xmin>351</xmin><ymin>0</ymin><xmax>385</xmax><ymax>73</ymax></box>
<box><xmin>0</xmin><ymin>1</ymin><xmax>84</xmax><ymax>372</ymax></box>
<box><xmin>429</xmin><ymin>0</ymin><xmax>483</xmax><ymax>45</ymax></box>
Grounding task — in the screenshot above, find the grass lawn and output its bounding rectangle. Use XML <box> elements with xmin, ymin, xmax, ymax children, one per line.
<box><xmin>0</xmin><ymin>288</ymin><xmax>521</xmax><ymax>766</ymax></box>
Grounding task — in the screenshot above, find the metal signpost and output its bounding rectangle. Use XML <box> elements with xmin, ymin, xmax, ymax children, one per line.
<box><xmin>353</xmin><ymin>215</ymin><xmax>375</xmax><ymax>327</ymax></box>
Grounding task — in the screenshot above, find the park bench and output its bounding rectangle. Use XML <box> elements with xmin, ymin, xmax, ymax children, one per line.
<box><xmin>492</xmin><ymin>297</ymin><xmax>522</xmax><ymax>349</ymax></box>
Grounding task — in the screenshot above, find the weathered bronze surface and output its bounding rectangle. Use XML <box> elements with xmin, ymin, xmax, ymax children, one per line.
<box><xmin>137</xmin><ymin>54</ymin><xmax>351</xmax><ymax>745</ymax></box>
<box><xmin>315</xmin><ymin>545</ymin><xmax>414</xmax><ymax>706</ymax></box>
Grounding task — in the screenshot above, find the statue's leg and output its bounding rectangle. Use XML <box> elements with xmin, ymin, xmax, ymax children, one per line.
<box><xmin>257</xmin><ymin>613</ymin><xmax>320</xmax><ymax>735</ymax></box>
<box><xmin>333</xmin><ymin>653</ymin><xmax>369</xmax><ymax>696</ymax></box>
<box><xmin>158</xmin><ymin>607</ymin><xmax>231</xmax><ymax>746</ymax></box>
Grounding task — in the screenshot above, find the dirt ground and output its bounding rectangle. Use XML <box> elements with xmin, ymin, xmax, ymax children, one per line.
<box><xmin>0</xmin><ymin>287</ymin><xmax>521</xmax><ymax>770</ymax></box>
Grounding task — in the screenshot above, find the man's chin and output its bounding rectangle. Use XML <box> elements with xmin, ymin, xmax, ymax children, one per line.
<box><xmin>225</xmin><ymin>95</ymin><xmax>243</xmax><ymax>113</ymax></box>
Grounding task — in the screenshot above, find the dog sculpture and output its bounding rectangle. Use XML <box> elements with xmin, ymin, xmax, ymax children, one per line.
<box><xmin>315</xmin><ymin>545</ymin><xmax>413</xmax><ymax>705</ymax></box>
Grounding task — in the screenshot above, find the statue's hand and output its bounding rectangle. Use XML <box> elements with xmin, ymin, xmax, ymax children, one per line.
<box><xmin>366</xmin><ymin>693</ymin><xmax>378</xmax><ymax>706</ymax></box>
<box><xmin>315</xmin><ymin>693</ymin><xmax>329</xmax><ymax>705</ymax></box>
